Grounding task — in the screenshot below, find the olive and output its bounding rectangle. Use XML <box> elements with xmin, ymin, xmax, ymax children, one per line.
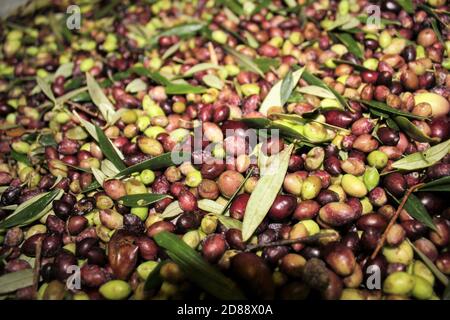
<box><xmin>54</xmin><ymin>250</ymin><xmax>78</xmax><ymax>281</ymax></box>
<box><xmin>202</xmin><ymin>234</ymin><xmax>227</xmax><ymax>263</ymax></box>
<box><xmin>293</xmin><ymin>200</ymin><xmax>320</xmax><ymax>220</ymax></box>
<box><xmin>316</xmin><ymin>190</ymin><xmax>340</xmax><ymax>206</ymax></box>
<box><xmin>319</xmin><ymin>202</ymin><xmax>359</xmax><ymax>227</ymax></box>
<box><xmin>225</xmin><ymin>229</ymin><xmax>246</xmax><ymax>250</ymax></box>
<box><xmin>52</xmin><ymin>199</ymin><xmax>72</xmax><ymax>220</ymax></box>
<box><xmin>42</xmin><ymin>234</ymin><xmax>62</xmax><ymax>258</ymax></box>
<box><xmin>76</xmin><ymin>237</ymin><xmax>98</xmax><ymax>258</ymax></box>
<box><xmin>229</xmin><ymin>193</ymin><xmax>250</xmax><ymax>221</ymax></box>
<box><xmin>176</xmin><ymin>212</ymin><xmax>200</xmax><ymax>233</ymax></box>
<box><xmin>324</xmin><ymin>243</ymin><xmax>356</xmax><ymax>277</ymax></box>
<box><xmin>383</xmin><ymin>173</ymin><xmax>407</xmax><ymax>197</ymax></box>
<box><xmin>268</xmin><ymin>195</ymin><xmax>297</xmax><ymax>221</ymax></box>
<box><xmin>356</xmin><ymin>213</ymin><xmax>388</xmax><ymax>231</ymax></box>
<box><xmin>377</xmin><ymin>127</ymin><xmax>399</xmax><ymax>146</ymax></box>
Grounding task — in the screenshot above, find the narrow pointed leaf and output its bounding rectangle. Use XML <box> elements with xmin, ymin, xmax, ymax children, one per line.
<box><xmin>259</xmin><ymin>68</ymin><xmax>304</xmax><ymax>115</ymax></box>
<box><xmin>297</xmin><ymin>85</ymin><xmax>335</xmax><ymax>99</ymax></box>
<box><xmin>161</xmin><ymin>201</ymin><xmax>184</xmax><ymax>219</ymax></box>
<box><xmin>392</xmin><ymin>139</ymin><xmax>450</xmax><ymax>170</ymax></box>
<box><xmin>95</xmin><ymin>125</ymin><xmax>126</xmax><ymax>170</ymax></box>
<box><xmin>333</xmin><ymin>33</ymin><xmax>363</xmax><ymax>59</ymax></box>
<box><xmin>118</xmin><ymin>194</ymin><xmax>171</xmax><ymax>207</ymax></box>
<box><xmin>0</xmin><ymin>189</ymin><xmax>62</xmax><ymax>230</ymax></box>
<box><xmin>302</xmin><ymin>70</ymin><xmax>348</xmax><ymax>109</ymax></box>
<box><xmin>394</xmin><ymin>194</ymin><xmax>437</xmax><ymax>231</ymax></box>
<box><xmin>408</xmin><ymin>239</ymin><xmax>448</xmax><ymax>286</ymax></box>
<box><xmin>280</xmin><ymin>70</ymin><xmax>294</xmax><ymax>105</ymax></box>
<box><xmin>154</xmin><ymin>231</ymin><xmax>246</xmax><ymax>300</ymax></box>
<box><xmin>0</xmin><ymin>269</ymin><xmax>34</xmax><ymax>294</ymax></box>
<box><xmin>202</xmin><ymin>74</ymin><xmax>224</xmax><ymax>90</ymax></box>
<box><xmin>242</xmin><ymin>144</ymin><xmax>293</xmax><ymax>241</ymax></box>
<box><xmin>144</xmin><ymin>260</ymin><xmax>168</xmax><ymax>291</ymax></box>
<box><xmin>162</xmin><ymin>42</ymin><xmax>181</xmax><ymax>60</ymax></box>
<box><xmin>125</xmin><ymin>78</ymin><xmax>148</xmax><ymax>93</ymax></box>
<box><xmin>181</xmin><ymin>63</ymin><xmax>221</xmax><ymax>78</ymax></box>
<box><xmin>198</xmin><ymin>199</ymin><xmax>225</xmax><ymax>215</ymax></box>
<box><xmin>36</xmin><ymin>76</ymin><xmax>56</xmax><ymax>104</ymax></box>
<box><xmin>223</xmin><ymin>45</ymin><xmax>264</xmax><ymax>77</ymax></box>
<box><xmin>86</xmin><ymin>73</ymin><xmax>117</xmax><ymax>124</ymax></box>
<box><xmin>394</xmin><ymin>116</ymin><xmax>440</xmax><ymax>143</ymax></box>
<box><xmin>419</xmin><ymin>176</ymin><xmax>450</xmax><ymax>192</ymax></box>
<box><xmin>396</xmin><ymin>0</ymin><xmax>414</xmax><ymax>13</ymax></box>
<box><xmin>165</xmin><ymin>83</ymin><xmax>207</xmax><ymax>95</ymax></box>
<box><xmin>357</xmin><ymin>99</ymin><xmax>427</xmax><ymax>120</ymax></box>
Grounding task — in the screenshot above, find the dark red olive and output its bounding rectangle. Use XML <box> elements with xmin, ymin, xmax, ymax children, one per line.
<box><xmin>361</xmin><ymin>227</ymin><xmax>381</xmax><ymax>250</ymax></box>
<box><xmin>324</xmin><ymin>110</ymin><xmax>354</xmax><ymax>128</ymax></box>
<box><xmin>86</xmin><ymin>247</ymin><xmax>107</xmax><ymax>266</ymax></box>
<box><xmin>178</xmin><ymin>190</ymin><xmax>198</xmax><ymax>212</ymax></box>
<box><xmin>213</xmin><ymin>105</ymin><xmax>230</xmax><ymax>123</ymax></box>
<box><xmin>324</xmin><ymin>156</ymin><xmax>341</xmax><ymax>176</ymax></box>
<box><xmin>146</xmin><ymin>221</ymin><xmax>175</xmax><ymax>238</ymax></box>
<box><xmin>76</xmin><ymin>238</ymin><xmax>98</xmax><ymax>258</ymax></box>
<box><xmin>345</xmin><ymin>197</ymin><xmax>363</xmax><ymax>217</ymax></box>
<box><xmin>383</xmin><ymin>173</ymin><xmax>407</xmax><ymax>197</ymax></box>
<box><xmin>401</xmin><ymin>220</ymin><xmax>428</xmax><ymax>240</ymax></box>
<box><xmin>426</xmin><ymin>163</ymin><xmax>450</xmax><ymax>180</ymax></box>
<box><xmin>377</xmin><ymin>127</ymin><xmax>399</xmax><ymax>146</ymax></box>
<box><xmin>42</xmin><ymin>234</ymin><xmax>62</xmax><ymax>258</ymax></box>
<box><xmin>229</xmin><ymin>193</ymin><xmax>250</xmax><ymax>220</ymax></box>
<box><xmin>46</xmin><ymin>215</ymin><xmax>65</xmax><ymax>234</ymax></box>
<box><xmin>293</xmin><ymin>200</ymin><xmax>320</xmax><ymax>220</ymax></box>
<box><xmin>176</xmin><ymin>212</ymin><xmax>200</xmax><ymax>233</ymax></box>
<box><xmin>221</xmin><ymin>120</ymin><xmax>248</xmax><ymax>136</ymax></box>
<box><xmin>54</xmin><ymin>250</ymin><xmax>78</xmax><ymax>281</ymax></box>
<box><xmin>429</xmin><ymin>117</ymin><xmax>450</xmax><ymax>140</ymax></box>
<box><xmin>261</xmin><ymin>137</ymin><xmax>284</xmax><ymax>156</ymax></box>
<box><xmin>268</xmin><ymin>195</ymin><xmax>297</xmax><ymax>221</ymax></box>
<box><xmin>81</xmin><ymin>264</ymin><xmax>108</xmax><ymax>288</ymax></box>
<box><xmin>5</xmin><ymin>259</ymin><xmax>31</xmax><ymax>273</ymax></box>
<box><xmin>108</xmin><ymin>230</ymin><xmax>138</xmax><ymax>280</ymax></box>
<box><xmin>52</xmin><ymin>200</ymin><xmax>72</xmax><ymax>220</ymax></box>
<box><xmin>356</xmin><ymin>213</ymin><xmax>388</xmax><ymax>231</ymax></box>
<box><xmin>341</xmin><ymin>231</ymin><xmax>361</xmax><ymax>253</ymax></box>
<box><xmin>430</xmin><ymin>218</ymin><xmax>450</xmax><ymax>247</ymax></box>
<box><xmin>136</xmin><ymin>236</ymin><xmax>158</xmax><ymax>261</ymax></box>
<box><xmin>316</xmin><ymin>190</ymin><xmax>340</xmax><ymax>206</ymax></box>
<box><xmin>72</xmin><ymin>197</ymin><xmax>95</xmax><ymax>216</ymax></box>
<box><xmin>262</xmin><ymin>245</ymin><xmax>289</xmax><ymax>266</ymax></box>
<box><xmin>436</xmin><ymin>252</ymin><xmax>450</xmax><ymax>274</ymax></box>
<box><xmin>225</xmin><ymin>229</ymin><xmax>246</xmax><ymax>250</ymax></box>
<box><xmin>202</xmin><ymin>234</ymin><xmax>227</xmax><ymax>263</ymax></box>
<box><xmin>40</xmin><ymin>263</ymin><xmax>54</xmax><ymax>282</ymax></box>
<box><xmin>362</xmin><ymin>255</ymin><xmax>388</xmax><ymax>283</ymax></box>
<box><xmin>361</xmin><ymin>70</ymin><xmax>379</xmax><ymax>84</ymax></box>
<box><xmin>416</xmin><ymin>192</ymin><xmax>447</xmax><ymax>215</ymax></box>
<box><xmin>67</xmin><ymin>216</ymin><xmax>88</xmax><ymax>235</ymax></box>
<box><xmin>21</xmin><ymin>234</ymin><xmax>46</xmax><ymax>257</ymax></box>
<box><xmin>414</xmin><ymin>238</ymin><xmax>438</xmax><ymax>262</ymax></box>
<box><xmin>288</xmin><ymin>155</ymin><xmax>304</xmax><ymax>172</ymax></box>
<box><xmin>258</xmin><ymin>229</ymin><xmax>278</xmax><ymax>245</ymax></box>
<box><xmin>200</xmin><ymin>162</ymin><xmax>226</xmax><ymax>179</ymax></box>
<box><xmin>324</xmin><ymin>243</ymin><xmax>356</xmax><ymax>276</ymax></box>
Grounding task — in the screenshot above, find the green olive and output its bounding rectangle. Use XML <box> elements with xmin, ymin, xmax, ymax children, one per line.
<box><xmin>99</xmin><ymin>280</ymin><xmax>131</xmax><ymax>300</ymax></box>
<box><xmin>341</xmin><ymin>174</ymin><xmax>368</xmax><ymax>198</ymax></box>
<box><xmin>383</xmin><ymin>272</ymin><xmax>415</xmax><ymax>296</ymax></box>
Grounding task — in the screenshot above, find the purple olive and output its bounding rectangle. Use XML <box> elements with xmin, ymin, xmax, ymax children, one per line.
<box><xmin>268</xmin><ymin>195</ymin><xmax>297</xmax><ymax>221</ymax></box>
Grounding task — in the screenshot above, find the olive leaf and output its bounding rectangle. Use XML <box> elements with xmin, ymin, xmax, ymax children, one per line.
<box><xmin>162</xmin><ymin>42</ymin><xmax>181</xmax><ymax>60</ymax></box>
<box><xmin>280</xmin><ymin>70</ymin><xmax>294</xmax><ymax>106</ymax></box>
<box><xmin>394</xmin><ymin>116</ymin><xmax>440</xmax><ymax>143</ymax></box>
<box><xmin>180</xmin><ymin>63</ymin><xmax>221</xmax><ymax>78</ymax></box>
<box><xmin>149</xmin><ymin>23</ymin><xmax>205</xmax><ymax>48</ymax></box>
<box><xmin>254</xmin><ymin>58</ymin><xmax>280</xmax><ymax>73</ymax></box>
<box><xmin>36</xmin><ymin>76</ymin><xmax>56</xmax><ymax>104</ymax></box>
<box><xmin>259</xmin><ymin>67</ymin><xmax>304</xmax><ymax>115</ymax></box>
<box><xmin>302</xmin><ymin>70</ymin><xmax>348</xmax><ymax>109</ymax></box>
<box><xmin>396</xmin><ymin>0</ymin><xmax>414</xmax><ymax>14</ymax></box>
<box><xmin>391</xmin><ymin>139</ymin><xmax>450</xmax><ymax>170</ymax></box>
<box><xmin>419</xmin><ymin>176</ymin><xmax>450</xmax><ymax>192</ymax></box>
<box><xmin>52</xmin><ymin>62</ymin><xmax>74</xmax><ymax>82</ymax></box>
<box><xmin>333</xmin><ymin>59</ymin><xmax>370</xmax><ymax>72</ymax></box>
<box><xmin>392</xmin><ymin>193</ymin><xmax>436</xmax><ymax>231</ymax></box>
<box><xmin>0</xmin><ymin>189</ymin><xmax>62</xmax><ymax>230</ymax></box>
<box><xmin>161</xmin><ymin>201</ymin><xmax>184</xmax><ymax>219</ymax></box>
<box><xmin>198</xmin><ymin>199</ymin><xmax>225</xmax><ymax>215</ymax></box>
<box><xmin>91</xmin><ymin>167</ymin><xmax>107</xmax><ymax>186</ymax></box>
<box><xmin>118</xmin><ymin>194</ymin><xmax>171</xmax><ymax>207</ymax></box>
<box><xmin>221</xmin><ymin>168</ymin><xmax>254</xmax><ymax>215</ymax></box>
<box><xmin>128</xmin><ymin>67</ymin><xmax>171</xmax><ymax>86</ymax></box>
<box><xmin>95</xmin><ymin>125</ymin><xmax>126</xmax><ymax>171</ymax></box>
<box><xmin>223</xmin><ymin>45</ymin><xmax>264</xmax><ymax>77</ymax></box>
<box><xmin>125</xmin><ymin>78</ymin><xmax>148</xmax><ymax>93</ymax></box>
<box><xmin>202</xmin><ymin>74</ymin><xmax>224</xmax><ymax>90</ymax></box>
<box><xmin>154</xmin><ymin>231</ymin><xmax>246</xmax><ymax>300</ymax></box>
<box><xmin>408</xmin><ymin>239</ymin><xmax>449</xmax><ymax>286</ymax></box>
<box><xmin>242</xmin><ymin>144</ymin><xmax>293</xmax><ymax>241</ymax></box>
<box><xmin>357</xmin><ymin>99</ymin><xmax>427</xmax><ymax>120</ymax></box>
<box><xmin>101</xmin><ymin>159</ymin><xmax>120</xmax><ymax>178</ymax></box>
<box><xmin>144</xmin><ymin>260</ymin><xmax>168</xmax><ymax>291</ymax></box>
<box><xmin>0</xmin><ymin>269</ymin><xmax>34</xmax><ymax>295</ymax></box>
<box><xmin>357</xmin><ymin>15</ymin><xmax>401</xmax><ymax>26</ymax></box>
<box><xmin>164</xmin><ymin>83</ymin><xmax>207</xmax><ymax>95</ymax></box>
<box><xmin>297</xmin><ymin>85</ymin><xmax>336</xmax><ymax>99</ymax></box>
<box><xmin>11</xmin><ymin>150</ymin><xmax>30</xmax><ymax>166</ymax></box>
<box><xmin>86</xmin><ymin>73</ymin><xmax>118</xmax><ymax>125</ymax></box>
<box><xmin>218</xmin><ymin>0</ymin><xmax>244</xmax><ymax>16</ymax></box>
<box><xmin>213</xmin><ymin>213</ymin><xmax>243</xmax><ymax>230</ymax></box>
<box><xmin>332</xmin><ymin>33</ymin><xmax>363</xmax><ymax>59</ymax></box>
<box><xmin>197</xmin><ymin>200</ymin><xmax>242</xmax><ymax>229</ymax></box>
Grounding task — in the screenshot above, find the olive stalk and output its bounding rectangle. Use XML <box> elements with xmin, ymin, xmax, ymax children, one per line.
<box><xmin>371</xmin><ymin>183</ymin><xmax>424</xmax><ymax>260</ymax></box>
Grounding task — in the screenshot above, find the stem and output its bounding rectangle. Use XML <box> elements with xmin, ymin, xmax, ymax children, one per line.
<box><xmin>32</xmin><ymin>238</ymin><xmax>43</xmax><ymax>299</ymax></box>
<box><xmin>245</xmin><ymin>232</ymin><xmax>339</xmax><ymax>252</ymax></box>
<box><xmin>370</xmin><ymin>183</ymin><xmax>424</xmax><ymax>260</ymax></box>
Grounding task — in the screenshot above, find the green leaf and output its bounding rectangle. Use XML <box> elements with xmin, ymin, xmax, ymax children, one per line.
<box><xmin>154</xmin><ymin>232</ymin><xmax>246</xmax><ymax>300</ymax></box>
<box><xmin>242</xmin><ymin>144</ymin><xmax>293</xmax><ymax>241</ymax></box>
<box><xmin>396</xmin><ymin>0</ymin><xmax>414</xmax><ymax>14</ymax></box>
<box><xmin>395</xmin><ymin>194</ymin><xmax>437</xmax><ymax>231</ymax></box>
<box><xmin>117</xmin><ymin>152</ymin><xmax>190</xmax><ymax>177</ymax></box>
<box><xmin>0</xmin><ymin>189</ymin><xmax>62</xmax><ymax>230</ymax></box>
<box><xmin>95</xmin><ymin>125</ymin><xmax>126</xmax><ymax>171</ymax></box>
<box><xmin>128</xmin><ymin>67</ymin><xmax>171</xmax><ymax>86</ymax></box>
<box><xmin>0</xmin><ymin>269</ymin><xmax>34</xmax><ymax>295</ymax></box>
<box><xmin>118</xmin><ymin>194</ymin><xmax>171</xmax><ymax>207</ymax></box>
<box><xmin>408</xmin><ymin>239</ymin><xmax>448</xmax><ymax>286</ymax></box>
<box><xmin>86</xmin><ymin>73</ymin><xmax>118</xmax><ymax>124</ymax></box>
<box><xmin>254</xmin><ymin>58</ymin><xmax>280</xmax><ymax>73</ymax></box>
<box><xmin>333</xmin><ymin>33</ymin><xmax>363</xmax><ymax>59</ymax></box>
<box><xmin>333</xmin><ymin>59</ymin><xmax>370</xmax><ymax>72</ymax></box>
<box><xmin>220</xmin><ymin>0</ymin><xmax>244</xmax><ymax>16</ymax></box>
<box><xmin>297</xmin><ymin>85</ymin><xmax>336</xmax><ymax>99</ymax></box>
<box><xmin>162</xmin><ymin>42</ymin><xmax>181</xmax><ymax>60</ymax></box>
<box><xmin>357</xmin><ymin>99</ymin><xmax>427</xmax><ymax>120</ymax></box>
<box><xmin>252</xmin><ymin>0</ymin><xmax>271</xmax><ymax>14</ymax></box>
<box><xmin>198</xmin><ymin>199</ymin><xmax>226</xmax><ymax>215</ymax></box>
<box><xmin>223</xmin><ymin>45</ymin><xmax>264</xmax><ymax>77</ymax></box>
<box><xmin>213</xmin><ymin>213</ymin><xmax>243</xmax><ymax>230</ymax></box>
<box><xmin>392</xmin><ymin>139</ymin><xmax>450</xmax><ymax>170</ymax></box>
<box><xmin>177</xmin><ymin>63</ymin><xmax>222</xmax><ymax>79</ymax></box>
<box><xmin>302</xmin><ymin>70</ymin><xmax>348</xmax><ymax>109</ymax></box>
<box><xmin>280</xmin><ymin>70</ymin><xmax>294</xmax><ymax>106</ymax></box>
<box><xmin>10</xmin><ymin>150</ymin><xmax>30</xmax><ymax>166</ymax></box>
<box><xmin>39</xmin><ymin>134</ymin><xmax>57</xmax><ymax>147</ymax></box>
<box><xmin>419</xmin><ymin>176</ymin><xmax>450</xmax><ymax>192</ymax></box>
<box><xmin>430</xmin><ymin>18</ymin><xmax>444</xmax><ymax>47</ymax></box>
<box><xmin>394</xmin><ymin>116</ymin><xmax>440</xmax><ymax>143</ymax></box>
<box><xmin>36</xmin><ymin>76</ymin><xmax>56</xmax><ymax>104</ymax></box>
<box><xmin>202</xmin><ymin>74</ymin><xmax>224</xmax><ymax>90</ymax></box>
<box><xmin>150</xmin><ymin>23</ymin><xmax>205</xmax><ymax>47</ymax></box>
<box><xmin>197</xmin><ymin>200</ymin><xmax>243</xmax><ymax>229</ymax></box>
<box><xmin>259</xmin><ymin>68</ymin><xmax>304</xmax><ymax>115</ymax></box>
<box><xmin>357</xmin><ymin>15</ymin><xmax>401</xmax><ymax>26</ymax></box>
<box><xmin>144</xmin><ymin>260</ymin><xmax>167</xmax><ymax>291</ymax></box>
<box><xmin>164</xmin><ymin>83</ymin><xmax>207</xmax><ymax>95</ymax></box>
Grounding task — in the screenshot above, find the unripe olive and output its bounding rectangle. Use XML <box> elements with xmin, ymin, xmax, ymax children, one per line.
<box><xmin>301</xmin><ymin>176</ymin><xmax>322</xmax><ymax>200</ymax></box>
<box><xmin>319</xmin><ymin>202</ymin><xmax>359</xmax><ymax>227</ymax></box>
<box><xmin>99</xmin><ymin>280</ymin><xmax>131</xmax><ymax>300</ymax></box>
<box><xmin>341</xmin><ymin>174</ymin><xmax>368</xmax><ymax>198</ymax></box>
<box><xmin>382</xmin><ymin>241</ymin><xmax>414</xmax><ymax>265</ymax></box>
<box><xmin>383</xmin><ymin>272</ymin><xmax>415</xmax><ymax>296</ymax></box>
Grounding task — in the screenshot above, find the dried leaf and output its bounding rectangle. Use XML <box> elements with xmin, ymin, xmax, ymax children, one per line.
<box><xmin>0</xmin><ymin>269</ymin><xmax>34</xmax><ymax>294</ymax></box>
<box><xmin>242</xmin><ymin>144</ymin><xmax>293</xmax><ymax>241</ymax></box>
<box><xmin>125</xmin><ymin>78</ymin><xmax>148</xmax><ymax>93</ymax></box>
<box><xmin>161</xmin><ymin>201</ymin><xmax>184</xmax><ymax>219</ymax></box>
<box><xmin>202</xmin><ymin>74</ymin><xmax>224</xmax><ymax>90</ymax></box>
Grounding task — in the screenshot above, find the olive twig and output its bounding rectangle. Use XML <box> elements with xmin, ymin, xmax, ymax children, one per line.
<box><xmin>245</xmin><ymin>232</ymin><xmax>339</xmax><ymax>252</ymax></box>
<box><xmin>32</xmin><ymin>238</ymin><xmax>43</xmax><ymax>299</ymax></box>
<box><xmin>370</xmin><ymin>183</ymin><xmax>424</xmax><ymax>260</ymax></box>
